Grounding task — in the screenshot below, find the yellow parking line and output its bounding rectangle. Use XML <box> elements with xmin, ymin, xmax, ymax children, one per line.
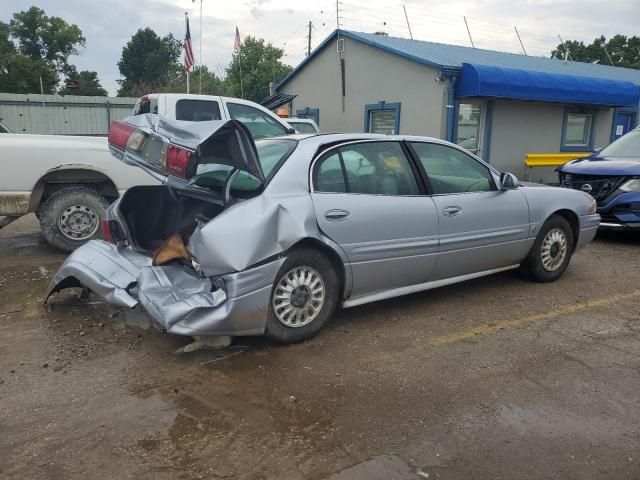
<box><xmin>430</xmin><ymin>289</ymin><xmax>640</xmax><ymax>346</ymax></box>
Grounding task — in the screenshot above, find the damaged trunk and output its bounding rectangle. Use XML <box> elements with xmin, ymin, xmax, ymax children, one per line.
<box><xmin>116</xmin><ymin>185</ymin><xmax>224</xmax><ymax>252</ymax></box>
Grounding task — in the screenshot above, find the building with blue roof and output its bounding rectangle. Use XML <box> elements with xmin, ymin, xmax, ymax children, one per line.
<box><xmin>276</xmin><ymin>30</ymin><xmax>640</xmax><ymax>182</ymax></box>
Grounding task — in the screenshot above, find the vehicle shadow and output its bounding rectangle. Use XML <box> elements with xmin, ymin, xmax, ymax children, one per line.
<box><xmin>594</xmin><ymin>229</ymin><xmax>640</xmax><ymax>245</ymax></box>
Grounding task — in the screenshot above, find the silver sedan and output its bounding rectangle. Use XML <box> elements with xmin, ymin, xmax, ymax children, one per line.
<box><xmin>47</xmin><ymin>115</ymin><xmax>600</xmax><ymax>344</ymax></box>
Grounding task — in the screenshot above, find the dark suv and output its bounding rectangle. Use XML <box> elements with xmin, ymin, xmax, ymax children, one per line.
<box><xmin>559</xmin><ymin>128</ymin><xmax>640</xmax><ymax>230</ymax></box>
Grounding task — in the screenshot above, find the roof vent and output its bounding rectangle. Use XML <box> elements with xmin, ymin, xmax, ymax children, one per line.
<box><xmin>337</xmin><ymin>38</ymin><xmax>345</xmax><ymax>53</ymax></box>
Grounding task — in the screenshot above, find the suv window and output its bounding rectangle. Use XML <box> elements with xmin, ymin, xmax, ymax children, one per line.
<box><xmin>315</xmin><ymin>142</ymin><xmax>419</xmax><ymax>196</ymax></box>
<box><xmin>175</xmin><ymin>99</ymin><xmax>221</xmax><ymax>121</ymax></box>
<box><xmin>411</xmin><ymin>142</ymin><xmax>495</xmax><ymax>194</ymax></box>
<box><xmin>227</xmin><ymin>103</ymin><xmax>287</xmax><ymax>139</ymax></box>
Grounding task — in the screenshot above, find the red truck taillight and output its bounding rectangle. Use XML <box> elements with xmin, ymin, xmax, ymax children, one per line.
<box><xmin>108</xmin><ymin>120</ymin><xmax>135</xmax><ymax>150</ymax></box>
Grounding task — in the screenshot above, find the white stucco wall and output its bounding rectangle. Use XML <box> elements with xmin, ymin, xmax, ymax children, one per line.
<box><xmin>488</xmin><ymin>100</ymin><xmax>614</xmax><ymax>183</ymax></box>
<box><xmin>279</xmin><ymin>36</ymin><xmax>447</xmax><ymax>137</ymax></box>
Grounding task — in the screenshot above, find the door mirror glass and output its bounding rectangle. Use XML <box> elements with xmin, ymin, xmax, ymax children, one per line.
<box><xmin>499</xmin><ymin>172</ymin><xmax>518</xmax><ymax>190</ymax></box>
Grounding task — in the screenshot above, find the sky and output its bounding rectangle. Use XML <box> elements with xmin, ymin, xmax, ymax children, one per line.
<box><xmin>1</xmin><ymin>0</ymin><xmax>639</xmax><ymax>96</ymax></box>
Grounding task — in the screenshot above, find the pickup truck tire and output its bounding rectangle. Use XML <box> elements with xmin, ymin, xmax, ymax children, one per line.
<box><xmin>39</xmin><ymin>187</ymin><xmax>108</xmax><ymax>252</ymax></box>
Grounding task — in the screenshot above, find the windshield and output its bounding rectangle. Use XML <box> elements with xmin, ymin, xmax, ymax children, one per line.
<box><xmin>290</xmin><ymin>122</ymin><xmax>317</xmax><ymax>134</ymax></box>
<box><xmin>599</xmin><ymin>129</ymin><xmax>640</xmax><ymax>158</ymax></box>
<box><xmin>191</xmin><ymin>138</ymin><xmax>297</xmax><ymax>195</ymax></box>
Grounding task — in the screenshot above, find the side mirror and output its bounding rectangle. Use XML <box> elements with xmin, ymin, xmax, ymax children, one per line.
<box><xmin>593</xmin><ymin>146</ymin><xmax>602</xmax><ymax>154</ymax></box>
<box><xmin>499</xmin><ymin>172</ymin><xmax>518</xmax><ymax>190</ymax></box>
<box><xmin>285</xmin><ymin>127</ymin><xmax>296</xmax><ymax>134</ymax></box>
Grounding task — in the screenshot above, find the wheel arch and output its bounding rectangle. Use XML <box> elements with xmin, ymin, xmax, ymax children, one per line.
<box><xmin>549</xmin><ymin>209</ymin><xmax>579</xmax><ymax>250</ymax></box>
<box><xmin>29</xmin><ymin>166</ymin><xmax>119</xmax><ymax>213</ymax></box>
<box><xmin>288</xmin><ymin>237</ymin><xmax>349</xmax><ymax>300</ymax></box>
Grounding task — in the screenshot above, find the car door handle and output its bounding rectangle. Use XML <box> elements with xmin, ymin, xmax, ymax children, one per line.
<box><xmin>325</xmin><ymin>209</ymin><xmax>350</xmax><ymax>221</ymax></box>
<box><xmin>442</xmin><ymin>205</ymin><xmax>463</xmax><ymax>217</ymax></box>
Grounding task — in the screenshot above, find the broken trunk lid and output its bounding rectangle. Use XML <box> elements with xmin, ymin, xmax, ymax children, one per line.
<box><xmin>108</xmin><ymin>114</ymin><xmax>265</xmax><ymax>185</ymax></box>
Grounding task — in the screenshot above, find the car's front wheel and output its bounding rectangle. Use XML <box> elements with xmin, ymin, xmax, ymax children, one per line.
<box><xmin>265</xmin><ymin>248</ymin><xmax>340</xmax><ymax>343</ymax></box>
<box><xmin>521</xmin><ymin>214</ymin><xmax>574</xmax><ymax>282</ymax></box>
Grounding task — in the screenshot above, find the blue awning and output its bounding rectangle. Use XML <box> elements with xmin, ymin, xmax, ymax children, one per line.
<box><xmin>456</xmin><ymin>63</ymin><xmax>640</xmax><ymax>107</ymax></box>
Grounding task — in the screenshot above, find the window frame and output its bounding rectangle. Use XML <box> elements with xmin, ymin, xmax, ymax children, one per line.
<box><xmin>561</xmin><ymin>107</ymin><xmax>597</xmax><ymax>152</ymax></box>
<box><xmin>226</xmin><ymin>101</ymin><xmax>288</xmax><ymax>138</ymax></box>
<box><xmin>311</xmin><ymin>139</ymin><xmax>427</xmax><ymax>196</ymax></box>
<box><xmin>364</xmin><ymin>101</ymin><xmax>401</xmax><ymax>134</ymax></box>
<box><xmin>295</xmin><ymin>107</ymin><xmax>320</xmax><ymax>126</ymax></box>
<box><xmin>175</xmin><ymin>99</ymin><xmax>222</xmax><ymax>121</ymax></box>
<box><xmin>405</xmin><ymin>140</ymin><xmax>499</xmax><ymax>196</ymax></box>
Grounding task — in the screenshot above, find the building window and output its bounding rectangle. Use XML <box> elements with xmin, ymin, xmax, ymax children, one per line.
<box><xmin>562</xmin><ymin>108</ymin><xmax>596</xmax><ymax>152</ymax></box>
<box><xmin>364</xmin><ymin>101</ymin><xmax>401</xmax><ymax>135</ymax></box>
<box><xmin>295</xmin><ymin>107</ymin><xmax>319</xmax><ymax>125</ymax></box>
<box><xmin>455</xmin><ymin>103</ymin><xmax>482</xmax><ymax>155</ymax></box>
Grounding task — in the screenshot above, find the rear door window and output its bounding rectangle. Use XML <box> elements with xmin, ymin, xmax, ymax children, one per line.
<box><xmin>175</xmin><ymin>99</ymin><xmax>222</xmax><ymax>121</ymax></box>
<box><xmin>315</xmin><ymin>142</ymin><xmax>419</xmax><ymax>196</ymax></box>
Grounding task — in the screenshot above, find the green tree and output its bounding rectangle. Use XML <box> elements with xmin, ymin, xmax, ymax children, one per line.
<box><xmin>117</xmin><ymin>28</ymin><xmax>181</xmax><ymax>96</ymax></box>
<box><xmin>60</xmin><ymin>70</ymin><xmax>107</xmax><ymax>96</ymax></box>
<box><xmin>225</xmin><ymin>36</ymin><xmax>292</xmax><ymax>102</ymax></box>
<box><xmin>552</xmin><ymin>35</ymin><xmax>640</xmax><ymax>69</ymax></box>
<box><xmin>9</xmin><ymin>6</ymin><xmax>85</xmax><ymax>77</ymax></box>
<box><xmin>0</xmin><ymin>52</ymin><xmax>58</xmax><ymax>94</ymax></box>
<box><xmin>158</xmin><ymin>65</ymin><xmax>229</xmax><ymax>95</ymax></box>
<box><xmin>0</xmin><ymin>19</ymin><xmax>58</xmax><ymax>94</ymax></box>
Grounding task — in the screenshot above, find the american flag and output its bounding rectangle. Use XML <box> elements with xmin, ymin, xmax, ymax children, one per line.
<box><xmin>183</xmin><ymin>14</ymin><xmax>195</xmax><ymax>72</ymax></box>
<box><xmin>233</xmin><ymin>26</ymin><xmax>241</xmax><ymax>54</ymax></box>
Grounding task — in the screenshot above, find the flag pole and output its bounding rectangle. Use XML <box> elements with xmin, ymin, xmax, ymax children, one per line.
<box><xmin>185</xmin><ymin>12</ymin><xmax>190</xmax><ymax>94</ymax></box>
<box><xmin>199</xmin><ymin>0</ymin><xmax>203</xmax><ymax>94</ymax></box>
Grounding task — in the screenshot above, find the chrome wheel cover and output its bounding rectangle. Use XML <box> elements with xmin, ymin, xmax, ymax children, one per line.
<box><xmin>540</xmin><ymin>228</ymin><xmax>568</xmax><ymax>272</ymax></box>
<box><xmin>272</xmin><ymin>266</ymin><xmax>325</xmax><ymax>328</ymax></box>
<box><xmin>58</xmin><ymin>205</ymin><xmax>100</xmax><ymax>241</ymax></box>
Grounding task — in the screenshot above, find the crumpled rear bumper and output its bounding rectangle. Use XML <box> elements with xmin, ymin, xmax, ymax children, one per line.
<box><xmin>45</xmin><ymin>240</ymin><xmax>285</xmax><ymax>337</ymax></box>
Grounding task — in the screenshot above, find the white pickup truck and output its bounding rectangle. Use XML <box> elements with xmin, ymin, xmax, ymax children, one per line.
<box><xmin>0</xmin><ymin>94</ymin><xmax>293</xmax><ymax>251</ymax></box>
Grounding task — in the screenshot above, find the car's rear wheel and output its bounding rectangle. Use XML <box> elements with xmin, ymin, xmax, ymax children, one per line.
<box><xmin>265</xmin><ymin>248</ymin><xmax>339</xmax><ymax>343</ymax></box>
<box><xmin>521</xmin><ymin>214</ymin><xmax>574</xmax><ymax>282</ymax></box>
<box><xmin>39</xmin><ymin>187</ymin><xmax>108</xmax><ymax>252</ymax></box>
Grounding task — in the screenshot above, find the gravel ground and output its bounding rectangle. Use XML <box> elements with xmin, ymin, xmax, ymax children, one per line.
<box><xmin>1</xmin><ymin>214</ymin><xmax>640</xmax><ymax>480</ymax></box>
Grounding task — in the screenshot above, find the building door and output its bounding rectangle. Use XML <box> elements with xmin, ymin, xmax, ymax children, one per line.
<box><xmin>612</xmin><ymin>109</ymin><xmax>637</xmax><ymax>142</ymax></box>
<box><xmin>455</xmin><ymin>102</ymin><xmax>484</xmax><ymax>156</ymax></box>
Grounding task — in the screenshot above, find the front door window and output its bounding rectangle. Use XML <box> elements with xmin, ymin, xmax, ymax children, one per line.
<box><xmin>456</xmin><ymin>103</ymin><xmax>482</xmax><ymax>155</ymax></box>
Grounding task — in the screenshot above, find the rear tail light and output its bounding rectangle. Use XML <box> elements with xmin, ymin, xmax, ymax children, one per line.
<box><xmin>164</xmin><ymin>144</ymin><xmax>195</xmax><ymax>178</ymax></box>
<box><xmin>101</xmin><ymin>219</ymin><xmax>113</xmax><ymax>243</ymax></box>
<box><xmin>108</xmin><ymin>120</ymin><xmax>135</xmax><ymax>150</ymax></box>
<box><xmin>101</xmin><ymin>219</ymin><xmax>123</xmax><ymax>244</ymax></box>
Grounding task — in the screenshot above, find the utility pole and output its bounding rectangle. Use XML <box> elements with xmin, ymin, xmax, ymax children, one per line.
<box><xmin>463</xmin><ymin>16</ymin><xmax>475</xmax><ymax>48</ymax></box>
<box><xmin>558</xmin><ymin>34</ymin><xmax>572</xmax><ymax>61</ymax></box>
<box><xmin>403</xmin><ymin>5</ymin><xmax>413</xmax><ymax>40</ymax></box>
<box><xmin>307</xmin><ymin>21</ymin><xmax>312</xmax><ymax>56</ymax></box>
<box><xmin>514</xmin><ymin>26</ymin><xmax>527</xmax><ymax>56</ymax></box>
<box><xmin>602</xmin><ymin>44</ymin><xmax>614</xmax><ymax>66</ymax></box>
